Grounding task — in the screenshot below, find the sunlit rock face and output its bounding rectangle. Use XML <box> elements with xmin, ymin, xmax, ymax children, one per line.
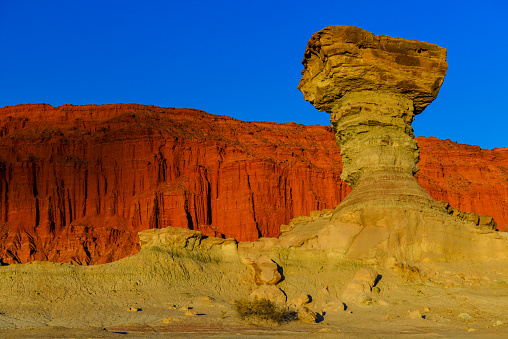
<box><xmin>298</xmin><ymin>25</ymin><xmax>448</xmax><ymax>115</ymax></box>
<box><xmin>299</xmin><ymin>25</ymin><xmax>449</xmax><ymax>215</ymax></box>
<box><xmin>297</xmin><ymin>26</ymin><xmax>507</xmax><ymax>262</ymax></box>
<box><xmin>0</xmin><ymin>35</ymin><xmax>507</xmax><ymax>265</ymax></box>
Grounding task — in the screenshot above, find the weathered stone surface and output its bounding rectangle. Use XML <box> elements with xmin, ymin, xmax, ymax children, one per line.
<box><xmin>249</xmin><ymin>285</ymin><xmax>287</xmax><ymax>305</ymax></box>
<box><xmin>439</xmin><ymin>201</ymin><xmax>497</xmax><ymax>230</ymax></box>
<box><xmin>138</xmin><ymin>227</ymin><xmax>202</xmax><ymax>250</ymax></box>
<box><xmin>298</xmin><ymin>27</ymin><xmax>452</xmax><ymax>245</ymax></box>
<box><xmin>409</xmin><ymin>310</ymin><xmax>424</xmax><ymax>320</ymax></box>
<box><xmin>297</xmin><ymin>25</ymin><xmax>508</xmax><ymax>262</ymax></box>
<box><xmin>352</xmin><ymin>268</ymin><xmax>379</xmax><ymax>288</ymax></box>
<box><xmin>299</xmin><ymin>26</ymin><xmax>447</xmax><ymax>194</ymax></box>
<box><xmin>0</xmin><ymin>103</ymin><xmax>347</xmax><ymax>264</ymax></box>
<box><xmin>297</xmin><ymin>307</ymin><xmax>317</xmax><ymax>323</ymax></box>
<box><xmin>415</xmin><ymin>137</ymin><xmax>508</xmax><ymax>230</ymax></box>
<box><xmin>0</xmin><ymin>103</ymin><xmax>507</xmax><ymax>265</ymax></box>
<box><xmin>298</xmin><ymin>25</ymin><xmax>448</xmax><ymax>115</ymax></box>
<box><xmin>342</xmin><ymin>268</ymin><xmax>379</xmax><ymax>304</ymax></box>
<box><xmin>292</xmin><ymin>294</ymin><xmax>311</xmax><ymax>307</ymax></box>
<box><xmin>241</xmin><ymin>256</ymin><xmax>282</xmax><ymax>285</ymax></box>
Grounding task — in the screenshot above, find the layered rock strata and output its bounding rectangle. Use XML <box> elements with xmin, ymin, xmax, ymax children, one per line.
<box><xmin>297</xmin><ymin>25</ymin><xmax>507</xmax><ymax>261</ymax></box>
<box><xmin>298</xmin><ymin>25</ymin><xmax>448</xmax><ymax>214</ymax></box>
<box><xmin>0</xmin><ymin>103</ymin><xmax>507</xmax><ymax>265</ymax></box>
<box><xmin>0</xmin><ymin>104</ymin><xmax>347</xmax><ymax>264</ymax></box>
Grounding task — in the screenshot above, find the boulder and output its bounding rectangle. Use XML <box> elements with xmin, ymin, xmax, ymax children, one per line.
<box><xmin>292</xmin><ymin>294</ymin><xmax>311</xmax><ymax>307</ymax></box>
<box><xmin>241</xmin><ymin>256</ymin><xmax>282</xmax><ymax>285</ymax></box>
<box><xmin>249</xmin><ymin>285</ymin><xmax>287</xmax><ymax>305</ymax></box>
<box><xmin>298</xmin><ymin>25</ymin><xmax>447</xmax><ymax>115</ymax></box>
<box><xmin>297</xmin><ymin>307</ymin><xmax>317</xmax><ymax>323</ymax></box>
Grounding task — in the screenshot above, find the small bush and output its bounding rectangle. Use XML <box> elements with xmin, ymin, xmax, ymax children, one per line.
<box><xmin>233</xmin><ymin>298</ymin><xmax>297</xmax><ymax>325</ymax></box>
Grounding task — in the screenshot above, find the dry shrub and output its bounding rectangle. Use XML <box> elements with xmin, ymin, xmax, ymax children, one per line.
<box><xmin>233</xmin><ymin>298</ymin><xmax>297</xmax><ymax>325</ymax></box>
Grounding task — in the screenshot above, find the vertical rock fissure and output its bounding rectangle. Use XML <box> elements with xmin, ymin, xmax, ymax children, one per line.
<box><xmin>83</xmin><ymin>169</ymin><xmax>88</xmax><ymax>217</ymax></box>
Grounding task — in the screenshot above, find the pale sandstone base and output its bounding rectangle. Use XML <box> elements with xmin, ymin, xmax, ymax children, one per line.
<box><xmin>0</xmin><ymin>238</ymin><xmax>507</xmax><ymax>338</ymax></box>
<box><xmin>0</xmin><ymin>210</ymin><xmax>507</xmax><ymax>337</ymax></box>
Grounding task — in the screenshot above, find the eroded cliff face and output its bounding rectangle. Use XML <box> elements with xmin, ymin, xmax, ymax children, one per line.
<box><xmin>0</xmin><ymin>103</ymin><xmax>506</xmax><ymax>264</ymax></box>
<box><xmin>416</xmin><ymin>137</ymin><xmax>508</xmax><ymax>228</ymax></box>
<box><xmin>0</xmin><ymin>103</ymin><xmax>348</xmax><ymax>264</ymax></box>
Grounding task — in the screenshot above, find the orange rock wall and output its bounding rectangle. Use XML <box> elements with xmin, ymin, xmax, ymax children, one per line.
<box><xmin>0</xmin><ymin>104</ymin><xmax>505</xmax><ymax>265</ymax></box>
<box><xmin>415</xmin><ymin>137</ymin><xmax>508</xmax><ymax>229</ymax></box>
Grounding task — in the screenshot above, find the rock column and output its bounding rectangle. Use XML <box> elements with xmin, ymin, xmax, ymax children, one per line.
<box><xmin>298</xmin><ymin>25</ymin><xmax>449</xmax><ymax>214</ymax></box>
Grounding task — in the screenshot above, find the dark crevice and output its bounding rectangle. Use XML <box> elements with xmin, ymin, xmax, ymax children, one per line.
<box><xmin>83</xmin><ymin>169</ymin><xmax>88</xmax><ymax>216</ymax></box>
<box><xmin>35</xmin><ymin>197</ymin><xmax>40</xmax><ymax>227</ymax></box>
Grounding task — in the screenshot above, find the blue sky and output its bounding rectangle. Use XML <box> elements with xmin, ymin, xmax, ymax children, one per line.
<box><xmin>1</xmin><ymin>0</ymin><xmax>507</xmax><ymax>149</ymax></box>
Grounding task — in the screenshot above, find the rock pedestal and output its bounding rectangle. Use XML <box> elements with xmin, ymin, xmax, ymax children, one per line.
<box><xmin>329</xmin><ymin>91</ymin><xmax>445</xmax><ymax>215</ymax></box>
<box><xmin>298</xmin><ymin>25</ymin><xmax>448</xmax><ymax>216</ymax></box>
<box><xmin>298</xmin><ymin>26</ymin><xmax>507</xmax><ymax>262</ymax></box>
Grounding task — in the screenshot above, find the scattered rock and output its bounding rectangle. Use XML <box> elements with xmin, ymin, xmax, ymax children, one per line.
<box><xmin>319</xmin><ymin>287</ymin><xmax>331</xmax><ymax>296</ymax></box>
<box><xmin>353</xmin><ymin>268</ymin><xmax>379</xmax><ymax>288</ymax></box>
<box><xmin>185</xmin><ymin>310</ymin><xmax>198</xmax><ymax>316</ymax></box>
<box><xmin>127</xmin><ymin>307</ymin><xmax>141</xmax><ymax>312</ymax></box>
<box><xmin>357</xmin><ymin>294</ymin><xmax>373</xmax><ymax>305</ymax></box>
<box><xmin>297</xmin><ymin>307</ymin><xmax>317</xmax><ymax>323</ymax></box>
<box><xmin>458</xmin><ymin>313</ymin><xmax>473</xmax><ymax>320</ymax></box>
<box><xmin>241</xmin><ymin>256</ymin><xmax>282</xmax><ymax>285</ymax></box>
<box><xmin>201</xmin><ymin>296</ymin><xmax>214</xmax><ymax>302</ymax></box>
<box><xmin>323</xmin><ymin>300</ymin><xmax>347</xmax><ymax>312</ymax></box>
<box><xmin>423</xmin><ymin>306</ymin><xmax>431</xmax><ymax>312</ymax></box>
<box><xmin>384</xmin><ymin>314</ymin><xmax>400</xmax><ymax>320</ymax></box>
<box><xmin>179</xmin><ymin>306</ymin><xmax>191</xmax><ymax>312</ymax></box>
<box><xmin>342</xmin><ymin>268</ymin><xmax>379</xmax><ymax>304</ymax></box>
<box><xmin>494</xmin><ymin>320</ymin><xmax>504</xmax><ymax>326</ymax></box>
<box><xmin>249</xmin><ymin>285</ymin><xmax>287</xmax><ymax>305</ymax></box>
<box><xmin>408</xmin><ymin>310</ymin><xmax>424</xmax><ymax>320</ymax></box>
<box><xmin>168</xmin><ymin>304</ymin><xmax>177</xmax><ymax>309</ymax></box>
<box><xmin>377</xmin><ymin>299</ymin><xmax>389</xmax><ymax>306</ymax></box>
<box><xmin>292</xmin><ymin>294</ymin><xmax>311</xmax><ymax>307</ymax></box>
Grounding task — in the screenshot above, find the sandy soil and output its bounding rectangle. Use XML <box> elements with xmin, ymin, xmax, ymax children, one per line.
<box><xmin>0</xmin><ymin>249</ymin><xmax>507</xmax><ymax>338</ymax></box>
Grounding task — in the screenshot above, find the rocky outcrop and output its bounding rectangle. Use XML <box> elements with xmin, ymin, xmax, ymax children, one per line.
<box><xmin>297</xmin><ymin>25</ymin><xmax>507</xmax><ymax>262</ymax></box>
<box><xmin>0</xmin><ymin>102</ymin><xmax>507</xmax><ymax>265</ymax></box>
<box><xmin>342</xmin><ymin>268</ymin><xmax>380</xmax><ymax>304</ymax></box>
<box><xmin>298</xmin><ymin>25</ymin><xmax>448</xmax><ymax>211</ymax></box>
<box><xmin>0</xmin><ymin>103</ymin><xmax>346</xmax><ymax>265</ymax></box>
<box><xmin>439</xmin><ymin>201</ymin><xmax>497</xmax><ymax>231</ymax></box>
<box><xmin>241</xmin><ymin>256</ymin><xmax>282</xmax><ymax>285</ymax></box>
<box><xmin>415</xmin><ymin>137</ymin><xmax>508</xmax><ymax>229</ymax></box>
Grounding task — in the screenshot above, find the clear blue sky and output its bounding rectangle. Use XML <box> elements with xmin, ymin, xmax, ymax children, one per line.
<box><xmin>1</xmin><ymin>0</ymin><xmax>507</xmax><ymax>149</ymax></box>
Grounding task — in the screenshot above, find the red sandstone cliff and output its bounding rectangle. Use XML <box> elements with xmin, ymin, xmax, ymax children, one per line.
<box><xmin>0</xmin><ymin>104</ymin><xmax>506</xmax><ymax>265</ymax></box>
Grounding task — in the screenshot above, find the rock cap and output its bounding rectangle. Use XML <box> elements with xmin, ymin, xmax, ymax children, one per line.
<box><xmin>298</xmin><ymin>25</ymin><xmax>448</xmax><ymax>114</ymax></box>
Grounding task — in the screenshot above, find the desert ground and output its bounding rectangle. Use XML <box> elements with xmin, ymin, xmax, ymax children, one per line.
<box><xmin>0</xmin><ymin>244</ymin><xmax>507</xmax><ymax>338</ymax></box>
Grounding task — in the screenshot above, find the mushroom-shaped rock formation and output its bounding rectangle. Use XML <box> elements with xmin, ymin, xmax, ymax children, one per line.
<box><xmin>296</xmin><ymin>26</ymin><xmax>507</xmax><ymax>262</ymax></box>
<box><xmin>298</xmin><ymin>25</ymin><xmax>448</xmax><ymax>214</ymax></box>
